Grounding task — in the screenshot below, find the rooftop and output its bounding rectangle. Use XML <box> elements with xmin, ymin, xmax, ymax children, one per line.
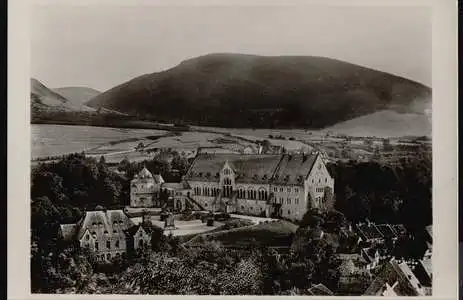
<box><xmin>184</xmin><ymin>153</ymin><xmax>320</xmax><ymax>185</ymax></box>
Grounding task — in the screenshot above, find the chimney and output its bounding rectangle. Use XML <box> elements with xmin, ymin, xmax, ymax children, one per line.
<box><xmin>302</xmin><ymin>153</ymin><xmax>307</xmax><ymax>162</ymax></box>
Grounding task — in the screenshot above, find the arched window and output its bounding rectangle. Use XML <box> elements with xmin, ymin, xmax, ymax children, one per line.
<box><xmin>107</xmin><ymin>253</ymin><xmax>111</xmax><ymax>260</ymax></box>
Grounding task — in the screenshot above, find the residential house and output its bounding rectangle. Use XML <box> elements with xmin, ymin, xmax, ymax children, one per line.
<box><xmin>363</xmin><ymin>260</ymin><xmax>427</xmax><ymax>296</ymax></box>
<box><xmin>58</xmin><ymin>208</ymin><xmax>153</xmax><ymax>263</ymax></box>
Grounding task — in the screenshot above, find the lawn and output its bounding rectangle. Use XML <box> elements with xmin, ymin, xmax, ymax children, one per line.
<box><xmin>185</xmin><ymin>220</ymin><xmax>298</xmax><ymax>248</ymax></box>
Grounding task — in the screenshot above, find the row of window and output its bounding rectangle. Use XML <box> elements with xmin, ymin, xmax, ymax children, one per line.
<box><xmin>312</xmin><ymin>178</ymin><xmax>329</xmax><ymax>184</ymax></box>
<box><xmin>315</xmin><ymin>187</ymin><xmax>325</xmax><ymax>193</ymax></box>
<box><xmin>239</xmin><ymin>205</ymin><xmax>263</xmax><ymax>212</ymax></box>
<box><xmin>273</xmin><ymin>187</ymin><xmax>300</xmax><ymax>193</ymax></box>
<box><xmin>236</xmin><ymin>189</ymin><xmax>268</xmax><ymax>200</ymax></box>
<box><xmin>95</xmin><ymin>252</ymin><xmax>125</xmax><ymax>262</ymax></box>
<box><xmin>94</xmin><ymin>240</ymin><xmax>120</xmax><ymax>250</ymax></box>
<box><xmin>276</xmin><ymin>198</ymin><xmax>300</xmax><ymax>205</ymax></box>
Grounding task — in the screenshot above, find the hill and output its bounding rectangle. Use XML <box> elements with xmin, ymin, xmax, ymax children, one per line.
<box><xmin>31</xmin><ymin>78</ymin><xmax>96</xmax><ymax>113</ymax></box>
<box><xmin>53</xmin><ymin>86</ymin><xmax>101</xmax><ymax>105</ymax></box>
<box><xmin>87</xmin><ymin>53</ymin><xmax>431</xmax><ymax>129</ymax></box>
<box><xmin>323</xmin><ymin>109</ymin><xmax>432</xmax><ymax>138</ymax></box>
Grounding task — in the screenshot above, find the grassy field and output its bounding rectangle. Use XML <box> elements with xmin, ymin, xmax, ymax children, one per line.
<box><xmin>185</xmin><ymin>220</ymin><xmax>298</xmax><ymax>248</ymax></box>
<box><xmin>32</xmin><ymin>123</ymin><xmax>429</xmax><ymax>165</ymax></box>
<box><xmin>31</xmin><ymin>124</ymin><xmax>167</xmax><ymax>159</ymax></box>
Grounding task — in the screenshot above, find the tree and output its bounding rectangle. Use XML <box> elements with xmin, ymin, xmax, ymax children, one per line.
<box><xmin>372</xmin><ymin>146</ymin><xmax>381</xmax><ymax>161</ymax></box>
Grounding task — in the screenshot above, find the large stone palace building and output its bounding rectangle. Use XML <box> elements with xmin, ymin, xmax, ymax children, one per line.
<box><xmin>130</xmin><ymin>152</ymin><xmax>335</xmax><ymax>221</ymax></box>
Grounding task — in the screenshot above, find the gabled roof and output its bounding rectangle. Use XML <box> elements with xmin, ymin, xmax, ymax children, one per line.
<box><xmin>272</xmin><ymin>153</ymin><xmax>319</xmax><ymax>185</ymax></box>
<box><xmin>73</xmin><ymin>209</ymin><xmax>135</xmax><ymax>240</ymax></box>
<box><xmin>59</xmin><ymin>224</ymin><xmax>78</xmax><ymax>241</ymax></box>
<box><xmin>135</xmin><ymin>166</ymin><xmax>153</xmax><ymax>179</ymax></box>
<box><xmin>184</xmin><ymin>153</ymin><xmax>321</xmax><ymax>185</ymax></box>
<box><xmin>376</xmin><ymin>224</ymin><xmax>397</xmax><ymax>239</ymax></box>
<box><xmin>392</xmin><ymin>224</ymin><xmax>407</xmax><ymax>236</ymax></box>
<box><xmin>357</xmin><ymin>223</ymin><xmax>383</xmax><ymax>241</ymax></box>
<box><xmin>153</xmin><ymin>174</ymin><xmax>165</xmax><ymax>184</ymax></box>
<box><xmin>125</xmin><ymin>221</ymin><xmax>159</xmax><ymax>238</ymax></box>
<box><xmin>364</xmin><ymin>260</ymin><xmax>425</xmax><ymax>296</ymax></box>
<box><xmin>185</xmin><ymin>154</ymin><xmax>283</xmax><ymax>184</ymax></box>
<box><xmin>425</xmin><ymin>225</ymin><xmax>432</xmax><ymax>241</ymax></box>
<box><xmin>307</xmin><ymin>283</ymin><xmax>334</xmax><ymax>296</ymax></box>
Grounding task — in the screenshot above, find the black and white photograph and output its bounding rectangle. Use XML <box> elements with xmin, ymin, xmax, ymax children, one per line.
<box><xmin>10</xmin><ymin>0</ymin><xmax>455</xmax><ymax>297</ymax></box>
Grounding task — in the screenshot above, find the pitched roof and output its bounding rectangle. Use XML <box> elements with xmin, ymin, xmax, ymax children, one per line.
<box><xmin>185</xmin><ymin>153</ymin><xmax>282</xmax><ymax>183</ymax></box>
<box><xmin>135</xmin><ymin>166</ymin><xmax>153</xmax><ymax>179</ymax></box>
<box><xmin>364</xmin><ymin>260</ymin><xmax>424</xmax><ymax>296</ymax></box>
<box><xmin>357</xmin><ymin>223</ymin><xmax>383</xmax><ymax>241</ymax></box>
<box><xmin>74</xmin><ymin>209</ymin><xmax>135</xmax><ymax>240</ymax></box>
<box><xmin>307</xmin><ymin>283</ymin><xmax>334</xmax><ymax>296</ymax></box>
<box><xmin>184</xmin><ymin>153</ymin><xmax>320</xmax><ymax>185</ymax></box>
<box><xmin>376</xmin><ymin>224</ymin><xmax>397</xmax><ymax>239</ymax></box>
<box><xmin>162</xmin><ymin>182</ymin><xmax>185</xmax><ymax>190</ymax></box>
<box><xmin>425</xmin><ymin>225</ymin><xmax>432</xmax><ymax>241</ymax></box>
<box><xmin>392</xmin><ymin>224</ymin><xmax>407</xmax><ymax>236</ymax></box>
<box><xmin>272</xmin><ymin>153</ymin><xmax>318</xmax><ymax>185</ymax></box>
<box><xmin>153</xmin><ymin>174</ymin><xmax>165</xmax><ymax>184</ymax></box>
<box><xmin>59</xmin><ymin>224</ymin><xmax>78</xmax><ymax>241</ymax></box>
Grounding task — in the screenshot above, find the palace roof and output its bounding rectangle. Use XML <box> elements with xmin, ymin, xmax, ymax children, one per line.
<box><xmin>184</xmin><ymin>153</ymin><xmax>320</xmax><ymax>185</ymax></box>
<box><xmin>272</xmin><ymin>153</ymin><xmax>318</xmax><ymax>185</ymax></box>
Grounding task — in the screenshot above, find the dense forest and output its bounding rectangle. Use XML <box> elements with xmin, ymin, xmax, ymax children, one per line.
<box><xmin>30</xmin><ymin>146</ymin><xmax>432</xmax><ymax>294</ymax></box>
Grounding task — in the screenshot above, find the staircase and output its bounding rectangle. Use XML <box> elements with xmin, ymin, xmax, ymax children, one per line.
<box><xmin>212</xmin><ymin>190</ymin><xmax>223</xmax><ymax>212</ymax></box>
<box><xmin>185</xmin><ymin>195</ymin><xmax>206</xmax><ymax>211</ymax></box>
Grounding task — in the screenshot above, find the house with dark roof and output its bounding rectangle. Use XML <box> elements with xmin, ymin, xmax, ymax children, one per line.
<box><xmin>337</xmin><ymin>253</ymin><xmax>371</xmax><ymax>285</ymax></box>
<box><xmin>58</xmin><ymin>208</ymin><xmax>152</xmax><ymax>263</ymax></box>
<box><xmin>364</xmin><ymin>260</ymin><xmax>427</xmax><ymax>296</ymax></box>
<box><xmin>356</xmin><ymin>222</ymin><xmax>384</xmax><ymax>244</ymax></box>
<box><xmin>183</xmin><ymin>152</ymin><xmax>334</xmax><ymax>221</ymax></box>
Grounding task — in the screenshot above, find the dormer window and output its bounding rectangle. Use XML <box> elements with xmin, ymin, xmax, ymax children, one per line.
<box><xmin>85</xmin><ymin>235</ymin><xmax>90</xmax><ymax>240</ymax></box>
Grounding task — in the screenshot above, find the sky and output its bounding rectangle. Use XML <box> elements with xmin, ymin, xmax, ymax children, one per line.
<box><xmin>31</xmin><ymin>5</ymin><xmax>431</xmax><ymax>92</ymax></box>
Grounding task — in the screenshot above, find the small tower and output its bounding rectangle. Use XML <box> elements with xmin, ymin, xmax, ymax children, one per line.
<box><xmin>130</xmin><ymin>166</ymin><xmax>155</xmax><ymax>208</ymax></box>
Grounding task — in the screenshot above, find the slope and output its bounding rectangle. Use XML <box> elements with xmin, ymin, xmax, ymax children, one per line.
<box><xmin>53</xmin><ymin>86</ymin><xmax>101</xmax><ymax>105</ymax></box>
<box><xmin>87</xmin><ymin>53</ymin><xmax>432</xmax><ymax>129</ymax></box>
<box><xmin>31</xmin><ymin>78</ymin><xmax>96</xmax><ymax>113</ymax></box>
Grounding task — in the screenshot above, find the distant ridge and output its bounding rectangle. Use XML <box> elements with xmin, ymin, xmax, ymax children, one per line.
<box><xmin>88</xmin><ymin>53</ymin><xmax>431</xmax><ymax>129</ymax></box>
<box><xmin>53</xmin><ymin>86</ymin><xmax>101</xmax><ymax>105</ymax></box>
<box><xmin>31</xmin><ymin>78</ymin><xmax>96</xmax><ymax>113</ymax></box>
